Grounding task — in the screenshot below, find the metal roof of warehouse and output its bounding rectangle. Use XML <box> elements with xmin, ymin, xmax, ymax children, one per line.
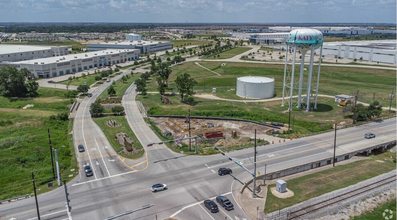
<box><xmin>0</xmin><ymin>45</ymin><xmax>53</xmax><ymax>55</ymax></box>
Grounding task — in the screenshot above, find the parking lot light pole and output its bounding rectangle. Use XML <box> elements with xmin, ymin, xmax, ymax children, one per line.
<box><xmin>333</xmin><ymin>123</ymin><xmax>337</xmax><ymax>167</ymax></box>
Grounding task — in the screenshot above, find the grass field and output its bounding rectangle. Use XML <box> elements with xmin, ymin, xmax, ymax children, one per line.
<box><xmin>167</xmin><ymin>40</ymin><xmax>211</xmax><ymax>47</ymax></box>
<box><xmin>92</xmin><ymin>116</ymin><xmax>144</xmax><ymax>159</ymax></box>
<box><xmin>205</xmin><ymin>47</ymin><xmax>251</xmax><ymax>59</ymax></box>
<box><xmin>0</xmin><ymin>88</ymin><xmax>77</xmax><ymax>200</ymax></box>
<box><xmin>352</xmin><ymin>199</ymin><xmax>396</xmax><ymax>220</ymax></box>
<box><xmin>264</xmin><ymin>151</ymin><xmax>396</xmax><ymax>213</ymax></box>
<box><xmin>98</xmin><ymin>74</ymin><xmax>141</xmax><ymax>100</ymax></box>
<box><xmin>149</xmin><ymin>61</ymin><xmax>396</xmax><ymax>107</ymax></box>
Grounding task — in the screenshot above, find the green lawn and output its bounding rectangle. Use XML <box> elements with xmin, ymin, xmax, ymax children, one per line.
<box><xmin>167</xmin><ymin>40</ymin><xmax>211</xmax><ymax>47</ymax></box>
<box><xmin>352</xmin><ymin>199</ymin><xmax>396</xmax><ymax>220</ymax></box>
<box><xmin>264</xmin><ymin>152</ymin><xmax>396</xmax><ymax>213</ymax></box>
<box><xmin>92</xmin><ymin>116</ymin><xmax>144</xmax><ymax>159</ymax></box>
<box><xmin>205</xmin><ymin>47</ymin><xmax>251</xmax><ymax>59</ymax></box>
<box><xmin>59</xmin><ymin>72</ymin><xmax>101</xmax><ymax>86</ymax></box>
<box><xmin>0</xmin><ymin>88</ymin><xmax>77</xmax><ymax>200</ymax></box>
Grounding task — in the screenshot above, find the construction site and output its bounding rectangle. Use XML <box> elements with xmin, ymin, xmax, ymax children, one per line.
<box><xmin>150</xmin><ymin>117</ymin><xmax>288</xmax><ymax>151</ymax></box>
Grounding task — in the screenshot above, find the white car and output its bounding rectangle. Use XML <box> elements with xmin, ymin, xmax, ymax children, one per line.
<box><xmin>151</xmin><ymin>183</ymin><xmax>167</xmax><ymax>192</ymax></box>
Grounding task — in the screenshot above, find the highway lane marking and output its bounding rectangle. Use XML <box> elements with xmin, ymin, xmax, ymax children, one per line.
<box><xmin>167</xmin><ymin>163</ymin><xmax>170</xmax><ymax>168</ymax></box>
<box><xmin>219</xmin><ymin>207</ymin><xmax>233</xmax><ymax>220</ymax></box>
<box><xmin>205</xmin><ymin>164</ymin><xmax>210</xmax><ymax>168</ymax></box>
<box><xmin>26</xmin><ymin>209</ymin><xmax>67</xmax><ymax>220</ymax></box>
<box><xmin>71</xmin><ymin>170</ymin><xmax>138</xmax><ymax>187</ymax></box>
<box><xmin>169</xmin><ymin>192</ymin><xmax>232</xmax><ymax>218</ymax></box>
<box><xmin>230</xmin><ymin>180</ymin><xmax>243</xmax><ymax>211</ymax></box>
<box><xmin>0</xmin><ymin>204</ymin><xmax>56</xmax><ymax>220</ymax></box>
<box><xmin>118</xmin><ymin>152</ymin><xmax>149</xmax><ymax>171</ymax></box>
<box><xmin>81</xmin><ymin>99</ymin><xmax>98</xmax><ymax>179</ymax></box>
<box><xmin>211</xmin><ymin>169</ymin><xmax>216</xmax><ymax>173</ymax></box>
<box><xmin>66</xmin><ymin>204</ymin><xmax>73</xmax><ymax>220</ymax></box>
<box><xmin>94</xmin><ymin>138</ymin><xmax>111</xmax><ymax>177</ymax></box>
<box><xmin>198</xmin><ymin>205</ymin><xmax>216</xmax><ymax>220</ymax></box>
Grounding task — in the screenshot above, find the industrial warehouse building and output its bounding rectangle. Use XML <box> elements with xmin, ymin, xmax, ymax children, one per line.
<box><xmin>317</xmin><ymin>40</ymin><xmax>396</xmax><ymax>64</ymax></box>
<box><xmin>13</xmin><ymin>49</ymin><xmax>140</xmax><ymax>78</ymax></box>
<box><xmin>87</xmin><ymin>40</ymin><xmax>172</xmax><ymax>54</ymax></box>
<box><xmin>249</xmin><ymin>33</ymin><xmax>289</xmax><ymax>44</ymax></box>
<box><xmin>125</xmin><ymin>33</ymin><xmax>142</xmax><ymax>41</ymax></box>
<box><xmin>0</xmin><ymin>45</ymin><xmax>69</xmax><ymax>62</ymax></box>
<box><xmin>236</xmin><ymin>76</ymin><xmax>275</xmax><ymax>99</ymax></box>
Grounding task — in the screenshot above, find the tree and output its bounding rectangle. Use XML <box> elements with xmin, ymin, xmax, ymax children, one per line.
<box><xmin>157</xmin><ymin>57</ymin><xmax>162</xmax><ymax>64</ymax></box>
<box><xmin>135</xmin><ymin>78</ymin><xmax>147</xmax><ymax>95</ymax></box>
<box><xmin>90</xmin><ymin>102</ymin><xmax>104</xmax><ymax>117</ymax></box>
<box><xmin>121</xmin><ymin>75</ymin><xmax>127</xmax><ymax>83</ymax></box>
<box><xmin>175</xmin><ymin>73</ymin><xmax>197</xmax><ymax>101</ymax></box>
<box><xmin>0</xmin><ymin>65</ymin><xmax>39</xmax><ymax>97</ymax></box>
<box><xmin>77</xmin><ymin>84</ymin><xmax>89</xmax><ymax>94</ymax></box>
<box><xmin>95</xmin><ymin>76</ymin><xmax>102</xmax><ymax>81</ymax></box>
<box><xmin>107</xmin><ymin>85</ymin><xmax>116</xmax><ymax>96</ymax></box>
<box><xmin>111</xmin><ymin>106</ymin><xmax>125</xmax><ymax>115</ymax></box>
<box><xmin>134</xmin><ymin>61</ymin><xmax>139</xmax><ymax>65</ymax></box>
<box><xmin>156</xmin><ymin>76</ymin><xmax>166</xmax><ymax>95</ymax></box>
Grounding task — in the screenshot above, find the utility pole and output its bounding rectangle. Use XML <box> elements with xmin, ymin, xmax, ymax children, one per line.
<box><xmin>188</xmin><ymin>109</ymin><xmax>191</xmax><ymax>151</ymax></box>
<box><xmin>47</xmin><ymin>127</ymin><xmax>55</xmax><ymax>180</ymax></box>
<box><xmin>288</xmin><ymin>108</ymin><xmax>291</xmax><ymax>131</ymax></box>
<box><xmin>31</xmin><ymin>171</ymin><xmax>41</xmax><ymax>220</ymax></box>
<box><xmin>64</xmin><ymin>181</ymin><xmax>71</xmax><ymax>213</ymax></box>
<box><xmin>253</xmin><ymin>129</ymin><xmax>257</xmax><ymax>197</ymax></box>
<box><xmin>264</xmin><ymin>164</ymin><xmax>267</xmax><ymax>186</ymax></box>
<box><xmin>372</xmin><ymin>92</ymin><xmax>375</xmax><ymax>104</ymax></box>
<box><xmin>333</xmin><ymin>123</ymin><xmax>337</xmax><ymax>167</ymax></box>
<box><xmin>352</xmin><ymin>90</ymin><xmax>359</xmax><ymax>124</ymax></box>
<box><xmin>54</xmin><ymin>149</ymin><xmax>62</xmax><ymax>186</ymax></box>
<box><xmin>389</xmin><ymin>85</ymin><xmax>395</xmax><ymax>112</ymax></box>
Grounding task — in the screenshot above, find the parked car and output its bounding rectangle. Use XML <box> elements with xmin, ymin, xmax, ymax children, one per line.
<box><xmin>84</xmin><ymin>165</ymin><xmax>93</xmax><ymax>177</ymax></box>
<box><xmin>204</xmin><ymin>200</ymin><xmax>219</xmax><ymax>213</ymax></box>
<box><xmin>47</xmin><ymin>80</ymin><xmax>56</xmax><ymax>84</ymax></box>
<box><xmin>78</xmin><ymin>144</ymin><xmax>85</xmax><ymax>152</ymax></box>
<box><xmin>364</xmin><ymin>132</ymin><xmax>376</xmax><ymax>139</ymax></box>
<box><xmin>87</xmin><ymin>93</ymin><xmax>93</xmax><ymax>97</ymax></box>
<box><xmin>163</xmin><ymin>131</ymin><xmax>172</xmax><ymax>137</ymax></box>
<box><xmin>218</xmin><ymin>168</ymin><xmax>232</xmax><ymax>176</ymax></box>
<box><xmin>216</xmin><ymin>196</ymin><xmax>234</xmax><ymax>210</ymax></box>
<box><xmin>151</xmin><ymin>183</ymin><xmax>167</xmax><ymax>192</ymax></box>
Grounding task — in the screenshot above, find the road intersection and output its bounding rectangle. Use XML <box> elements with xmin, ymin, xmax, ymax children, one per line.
<box><xmin>0</xmin><ymin>59</ymin><xmax>396</xmax><ymax>220</ymax></box>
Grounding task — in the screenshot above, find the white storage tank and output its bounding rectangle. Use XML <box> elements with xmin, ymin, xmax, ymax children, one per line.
<box><xmin>236</xmin><ymin>76</ymin><xmax>275</xmax><ymax>99</ymax></box>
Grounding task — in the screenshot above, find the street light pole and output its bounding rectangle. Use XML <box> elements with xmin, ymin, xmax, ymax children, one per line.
<box><xmin>264</xmin><ymin>164</ymin><xmax>267</xmax><ymax>186</ymax></box>
<box><xmin>333</xmin><ymin>123</ymin><xmax>337</xmax><ymax>167</ymax></box>
<box><xmin>253</xmin><ymin>129</ymin><xmax>257</xmax><ymax>197</ymax></box>
<box><xmin>389</xmin><ymin>85</ymin><xmax>395</xmax><ymax>112</ymax></box>
<box><xmin>188</xmin><ymin>109</ymin><xmax>191</xmax><ymax>151</ymax></box>
<box><xmin>54</xmin><ymin>148</ymin><xmax>62</xmax><ymax>186</ymax></box>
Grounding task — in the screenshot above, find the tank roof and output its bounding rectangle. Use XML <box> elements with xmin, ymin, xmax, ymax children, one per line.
<box><xmin>286</xmin><ymin>28</ymin><xmax>323</xmax><ymax>49</ymax></box>
<box><xmin>237</xmin><ymin>76</ymin><xmax>274</xmax><ymax>83</ymax></box>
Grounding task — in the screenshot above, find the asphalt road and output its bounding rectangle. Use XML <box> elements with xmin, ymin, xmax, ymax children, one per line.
<box><xmin>0</xmin><ymin>64</ymin><xmax>396</xmax><ymax>220</ymax></box>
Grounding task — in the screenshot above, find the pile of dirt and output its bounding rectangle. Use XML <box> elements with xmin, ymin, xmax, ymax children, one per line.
<box><xmin>115</xmin><ymin>132</ymin><xmax>141</xmax><ymax>155</ymax></box>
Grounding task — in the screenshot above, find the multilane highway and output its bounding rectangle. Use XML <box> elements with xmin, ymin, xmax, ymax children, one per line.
<box><xmin>0</xmin><ymin>65</ymin><xmax>395</xmax><ymax>220</ymax></box>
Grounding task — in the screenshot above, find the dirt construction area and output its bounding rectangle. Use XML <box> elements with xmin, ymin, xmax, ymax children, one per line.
<box><xmin>151</xmin><ymin>117</ymin><xmax>286</xmax><ymax>149</ymax></box>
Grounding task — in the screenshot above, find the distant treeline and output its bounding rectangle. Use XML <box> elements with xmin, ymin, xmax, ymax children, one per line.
<box><xmin>0</xmin><ymin>24</ymin><xmax>157</xmax><ymax>33</ymax></box>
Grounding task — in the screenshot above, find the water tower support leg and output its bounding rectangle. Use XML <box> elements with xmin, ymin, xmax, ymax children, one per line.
<box><xmin>297</xmin><ymin>51</ymin><xmax>306</xmax><ymax>108</ymax></box>
<box><xmin>282</xmin><ymin>45</ymin><xmax>289</xmax><ymax>107</ymax></box>
<box><xmin>314</xmin><ymin>45</ymin><xmax>323</xmax><ymax>109</ymax></box>
<box><xmin>306</xmin><ymin>46</ymin><xmax>315</xmax><ymax>111</ymax></box>
<box><xmin>289</xmin><ymin>46</ymin><xmax>297</xmax><ymax>110</ymax></box>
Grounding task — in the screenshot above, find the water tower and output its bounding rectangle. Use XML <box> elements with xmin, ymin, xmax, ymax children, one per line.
<box><xmin>281</xmin><ymin>29</ymin><xmax>324</xmax><ymax>111</ymax></box>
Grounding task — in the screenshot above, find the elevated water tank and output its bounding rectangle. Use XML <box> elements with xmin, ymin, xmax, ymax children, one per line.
<box><xmin>236</xmin><ymin>76</ymin><xmax>274</xmax><ymax>99</ymax></box>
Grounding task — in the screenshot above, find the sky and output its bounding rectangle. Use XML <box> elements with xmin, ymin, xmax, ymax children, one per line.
<box><xmin>0</xmin><ymin>0</ymin><xmax>395</xmax><ymax>23</ymax></box>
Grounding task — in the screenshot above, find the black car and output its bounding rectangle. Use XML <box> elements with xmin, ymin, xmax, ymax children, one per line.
<box><xmin>84</xmin><ymin>165</ymin><xmax>93</xmax><ymax>177</ymax></box>
<box><xmin>78</xmin><ymin>144</ymin><xmax>85</xmax><ymax>152</ymax></box>
<box><xmin>87</xmin><ymin>93</ymin><xmax>93</xmax><ymax>98</ymax></box>
<box><xmin>204</xmin><ymin>200</ymin><xmax>219</xmax><ymax>213</ymax></box>
<box><xmin>216</xmin><ymin>196</ymin><xmax>234</xmax><ymax>211</ymax></box>
<box><xmin>218</xmin><ymin>168</ymin><xmax>232</xmax><ymax>176</ymax></box>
